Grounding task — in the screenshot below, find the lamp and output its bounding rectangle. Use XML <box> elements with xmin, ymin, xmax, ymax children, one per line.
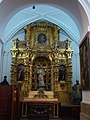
<box><xmin>32</xmin><ymin>5</ymin><xmax>35</xmax><ymax>9</ymax></box>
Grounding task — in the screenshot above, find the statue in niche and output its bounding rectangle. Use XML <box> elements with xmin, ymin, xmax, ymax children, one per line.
<box><xmin>37</xmin><ymin>66</ymin><xmax>45</xmax><ymax>91</ymax></box>
<box><xmin>17</xmin><ymin>64</ymin><xmax>24</xmax><ymax>82</ymax></box>
<box><xmin>59</xmin><ymin>65</ymin><xmax>66</xmax><ymax>81</ymax></box>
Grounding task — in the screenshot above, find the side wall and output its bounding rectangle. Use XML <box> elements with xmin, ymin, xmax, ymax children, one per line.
<box><xmin>80</xmin><ymin>32</ymin><xmax>90</xmax><ymax>120</ymax></box>
<box><xmin>80</xmin><ymin>102</ymin><xmax>90</xmax><ymax>120</ymax></box>
<box><xmin>0</xmin><ymin>39</ymin><xmax>3</xmax><ymax>82</ymax></box>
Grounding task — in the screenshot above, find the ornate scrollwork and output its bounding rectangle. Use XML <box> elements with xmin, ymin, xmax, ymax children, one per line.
<box><xmin>10</xmin><ymin>20</ymin><xmax>73</xmax><ymax>104</ymax></box>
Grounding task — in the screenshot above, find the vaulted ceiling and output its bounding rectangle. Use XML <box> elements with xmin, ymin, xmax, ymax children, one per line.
<box><xmin>0</xmin><ymin>0</ymin><xmax>90</xmax><ymax>44</ymax></box>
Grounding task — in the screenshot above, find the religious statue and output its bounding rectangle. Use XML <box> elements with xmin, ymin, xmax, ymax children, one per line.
<box><xmin>72</xmin><ymin>80</ymin><xmax>82</xmax><ymax>105</ymax></box>
<box><xmin>17</xmin><ymin>64</ymin><xmax>24</xmax><ymax>81</ymax></box>
<box><xmin>59</xmin><ymin>65</ymin><xmax>66</xmax><ymax>81</ymax></box>
<box><xmin>37</xmin><ymin>67</ymin><xmax>45</xmax><ymax>91</ymax></box>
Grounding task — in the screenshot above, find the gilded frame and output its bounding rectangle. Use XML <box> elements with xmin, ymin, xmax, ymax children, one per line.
<box><xmin>79</xmin><ymin>32</ymin><xmax>90</xmax><ymax>90</ymax></box>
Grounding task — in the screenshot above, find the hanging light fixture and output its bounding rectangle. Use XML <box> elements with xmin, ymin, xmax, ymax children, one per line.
<box><xmin>32</xmin><ymin>5</ymin><xmax>35</xmax><ymax>9</ymax></box>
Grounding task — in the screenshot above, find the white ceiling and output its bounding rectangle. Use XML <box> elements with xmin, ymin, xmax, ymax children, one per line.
<box><xmin>0</xmin><ymin>0</ymin><xmax>90</xmax><ymax>44</ymax></box>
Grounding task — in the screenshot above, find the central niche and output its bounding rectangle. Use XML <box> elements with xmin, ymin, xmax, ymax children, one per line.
<box><xmin>31</xmin><ymin>56</ymin><xmax>51</xmax><ymax>91</ymax></box>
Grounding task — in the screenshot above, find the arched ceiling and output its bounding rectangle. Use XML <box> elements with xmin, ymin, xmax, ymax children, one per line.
<box><xmin>0</xmin><ymin>0</ymin><xmax>90</xmax><ymax>44</ymax></box>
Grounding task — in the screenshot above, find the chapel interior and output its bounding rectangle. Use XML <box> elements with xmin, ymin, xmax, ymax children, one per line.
<box><xmin>0</xmin><ymin>0</ymin><xmax>90</xmax><ymax>120</ymax></box>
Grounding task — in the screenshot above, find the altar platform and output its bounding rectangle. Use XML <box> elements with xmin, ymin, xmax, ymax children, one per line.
<box><xmin>20</xmin><ymin>98</ymin><xmax>60</xmax><ymax>120</ymax></box>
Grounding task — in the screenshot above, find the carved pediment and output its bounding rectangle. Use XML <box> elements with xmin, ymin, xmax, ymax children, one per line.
<box><xmin>24</xmin><ymin>20</ymin><xmax>60</xmax><ymax>50</ymax></box>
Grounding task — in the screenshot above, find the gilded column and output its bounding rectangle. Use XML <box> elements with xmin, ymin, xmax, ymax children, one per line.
<box><xmin>29</xmin><ymin>64</ymin><xmax>32</xmax><ymax>91</ymax></box>
<box><xmin>53</xmin><ymin>65</ymin><xmax>59</xmax><ymax>98</ymax></box>
<box><xmin>22</xmin><ymin>49</ymin><xmax>30</xmax><ymax>97</ymax></box>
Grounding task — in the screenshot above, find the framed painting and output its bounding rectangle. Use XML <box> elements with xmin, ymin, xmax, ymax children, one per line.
<box><xmin>59</xmin><ymin>65</ymin><xmax>66</xmax><ymax>81</ymax></box>
<box><xmin>79</xmin><ymin>32</ymin><xmax>90</xmax><ymax>90</ymax></box>
<box><xmin>16</xmin><ymin>64</ymin><xmax>24</xmax><ymax>82</ymax></box>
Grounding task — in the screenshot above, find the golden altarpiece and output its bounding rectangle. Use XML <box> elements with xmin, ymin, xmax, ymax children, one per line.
<box><xmin>10</xmin><ymin>20</ymin><xmax>73</xmax><ymax>118</ymax></box>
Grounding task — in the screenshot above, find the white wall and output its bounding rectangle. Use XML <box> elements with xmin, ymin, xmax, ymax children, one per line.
<box><xmin>82</xmin><ymin>91</ymin><xmax>90</xmax><ymax>104</ymax></box>
<box><xmin>0</xmin><ymin>39</ymin><xmax>3</xmax><ymax>82</ymax></box>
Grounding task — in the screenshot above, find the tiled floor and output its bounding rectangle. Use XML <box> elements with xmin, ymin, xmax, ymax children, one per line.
<box><xmin>46</xmin><ymin>117</ymin><xmax>79</xmax><ymax>120</ymax></box>
<box><xmin>21</xmin><ymin>117</ymin><xmax>79</xmax><ymax>120</ymax></box>
<box><xmin>59</xmin><ymin>118</ymin><xmax>79</xmax><ymax>120</ymax></box>
<box><xmin>28</xmin><ymin>118</ymin><xmax>79</xmax><ymax>120</ymax></box>
<box><xmin>21</xmin><ymin>119</ymin><xmax>78</xmax><ymax>120</ymax></box>
<box><xmin>26</xmin><ymin>119</ymin><xmax>77</xmax><ymax>120</ymax></box>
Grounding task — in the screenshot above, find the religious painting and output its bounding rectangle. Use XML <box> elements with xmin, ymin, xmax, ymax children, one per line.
<box><xmin>37</xmin><ymin>33</ymin><xmax>47</xmax><ymax>44</ymax></box>
<box><xmin>79</xmin><ymin>32</ymin><xmax>90</xmax><ymax>90</ymax></box>
<box><xmin>59</xmin><ymin>65</ymin><xmax>66</xmax><ymax>81</ymax></box>
<box><xmin>16</xmin><ymin>64</ymin><xmax>24</xmax><ymax>82</ymax></box>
